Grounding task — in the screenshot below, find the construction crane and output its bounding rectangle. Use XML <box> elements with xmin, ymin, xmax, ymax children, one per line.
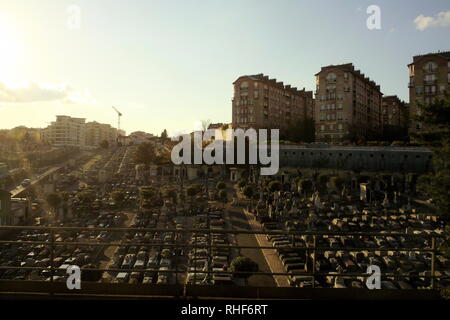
<box><xmin>112</xmin><ymin>106</ymin><xmax>123</xmax><ymax>131</ymax></box>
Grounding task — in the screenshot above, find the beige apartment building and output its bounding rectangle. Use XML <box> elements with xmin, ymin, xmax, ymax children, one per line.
<box><xmin>41</xmin><ymin>115</ymin><xmax>86</xmax><ymax>147</ymax></box>
<box><xmin>232</xmin><ymin>74</ymin><xmax>314</xmax><ymax>137</ymax></box>
<box><xmin>42</xmin><ymin>116</ymin><xmax>122</xmax><ymax>148</ymax></box>
<box><xmin>85</xmin><ymin>121</ymin><xmax>118</xmax><ymax>147</ymax></box>
<box><xmin>408</xmin><ymin>51</ymin><xmax>450</xmax><ymax>133</ymax></box>
<box><xmin>315</xmin><ymin>63</ymin><xmax>383</xmax><ymax>143</ymax></box>
<box><xmin>381</xmin><ymin>95</ymin><xmax>408</xmax><ymax>139</ymax></box>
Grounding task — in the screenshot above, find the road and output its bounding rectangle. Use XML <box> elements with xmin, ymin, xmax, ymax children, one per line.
<box><xmin>226</xmin><ymin>204</ymin><xmax>276</xmax><ymax>287</ymax></box>
<box><xmin>9</xmin><ymin>165</ymin><xmax>62</xmax><ymax>198</ymax></box>
<box><xmin>9</xmin><ymin>153</ymin><xmax>87</xmax><ymax>198</ymax></box>
<box><xmin>241</xmin><ymin>209</ymin><xmax>290</xmax><ymax>287</ymax></box>
<box><xmin>100</xmin><ymin>211</ymin><xmax>136</xmax><ymax>282</ymax></box>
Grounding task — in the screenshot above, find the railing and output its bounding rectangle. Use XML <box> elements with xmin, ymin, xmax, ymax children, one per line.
<box><xmin>0</xmin><ymin>225</ymin><xmax>446</xmax><ymax>299</ymax></box>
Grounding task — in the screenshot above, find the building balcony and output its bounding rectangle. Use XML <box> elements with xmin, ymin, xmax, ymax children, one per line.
<box><xmin>424</xmin><ymin>80</ymin><xmax>437</xmax><ymax>85</ymax></box>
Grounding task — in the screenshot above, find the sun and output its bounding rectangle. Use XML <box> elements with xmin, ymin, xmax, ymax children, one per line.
<box><xmin>0</xmin><ymin>17</ymin><xmax>22</xmax><ymax>85</ymax></box>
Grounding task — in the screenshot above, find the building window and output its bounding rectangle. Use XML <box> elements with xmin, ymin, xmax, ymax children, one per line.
<box><xmin>416</xmin><ymin>86</ymin><xmax>423</xmax><ymax>95</ymax></box>
<box><xmin>424</xmin><ymin>61</ymin><xmax>438</xmax><ymax>72</ymax></box>
<box><xmin>240</xmin><ymin>81</ymin><xmax>248</xmax><ymax>89</ymax></box>
<box><xmin>326</xmin><ymin>73</ymin><xmax>336</xmax><ymax>82</ymax></box>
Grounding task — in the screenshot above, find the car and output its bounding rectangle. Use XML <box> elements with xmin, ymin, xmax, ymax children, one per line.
<box><xmin>134</xmin><ymin>259</ymin><xmax>146</xmax><ymax>269</ymax></box>
<box><xmin>115</xmin><ymin>272</ymin><xmax>129</xmax><ymax>283</ymax></box>
<box><xmin>21</xmin><ymin>179</ymin><xmax>31</xmax><ymax>187</ymax></box>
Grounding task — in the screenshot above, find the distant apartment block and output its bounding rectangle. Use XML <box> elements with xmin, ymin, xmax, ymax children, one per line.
<box><xmin>232</xmin><ymin>74</ymin><xmax>314</xmax><ymax>137</ymax></box>
<box><xmin>86</xmin><ymin>121</ymin><xmax>118</xmax><ymax>147</ymax></box>
<box><xmin>41</xmin><ymin>115</ymin><xmax>86</xmax><ymax>147</ymax></box>
<box><xmin>408</xmin><ymin>51</ymin><xmax>450</xmax><ymax>133</ymax></box>
<box><xmin>381</xmin><ymin>95</ymin><xmax>409</xmax><ymax>139</ymax></box>
<box><xmin>42</xmin><ymin>116</ymin><xmax>123</xmax><ymax>148</ymax></box>
<box><xmin>315</xmin><ymin>63</ymin><xmax>383</xmax><ymax>143</ymax></box>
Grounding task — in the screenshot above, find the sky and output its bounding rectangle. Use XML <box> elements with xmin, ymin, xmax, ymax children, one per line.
<box><xmin>0</xmin><ymin>0</ymin><xmax>449</xmax><ymax>136</ymax></box>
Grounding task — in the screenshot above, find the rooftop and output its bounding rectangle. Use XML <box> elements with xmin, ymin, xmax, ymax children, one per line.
<box><xmin>316</xmin><ymin>63</ymin><xmax>381</xmax><ymax>92</ymax></box>
<box><xmin>233</xmin><ymin>73</ymin><xmax>313</xmax><ymax>97</ymax></box>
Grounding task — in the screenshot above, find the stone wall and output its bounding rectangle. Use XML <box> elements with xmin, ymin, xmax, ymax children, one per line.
<box><xmin>279</xmin><ymin>145</ymin><xmax>432</xmax><ymax>173</ymax></box>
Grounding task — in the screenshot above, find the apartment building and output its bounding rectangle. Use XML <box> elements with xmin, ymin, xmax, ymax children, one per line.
<box><xmin>232</xmin><ymin>74</ymin><xmax>314</xmax><ymax>137</ymax></box>
<box><xmin>41</xmin><ymin>115</ymin><xmax>86</xmax><ymax>147</ymax></box>
<box><xmin>85</xmin><ymin>121</ymin><xmax>118</xmax><ymax>147</ymax></box>
<box><xmin>408</xmin><ymin>51</ymin><xmax>450</xmax><ymax>133</ymax></box>
<box><xmin>42</xmin><ymin>116</ymin><xmax>122</xmax><ymax>148</ymax></box>
<box><xmin>315</xmin><ymin>63</ymin><xmax>383</xmax><ymax>142</ymax></box>
<box><xmin>381</xmin><ymin>95</ymin><xmax>409</xmax><ymax>139</ymax></box>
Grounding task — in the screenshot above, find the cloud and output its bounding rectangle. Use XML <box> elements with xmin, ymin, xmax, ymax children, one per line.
<box><xmin>0</xmin><ymin>81</ymin><xmax>95</xmax><ymax>104</ymax></box>
<box><xmin>414</xmin><ymin>11</ymin><xmax>450</xmax><ymax>31</ymax></box>
<box><xmin>0</xmin><ymin>81</ymin><xmax>69</xmax><ymax>103</ymax></box>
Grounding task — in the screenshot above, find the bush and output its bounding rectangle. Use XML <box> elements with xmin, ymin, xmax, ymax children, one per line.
<box><xmin>268</xmin><ymin>180</ymin><xmax>282</xmax><ymax>192</ymax></box>
<box><xmin>216</xmin><ymin>181</ymin><xmax>226</xmax><ymax>190</ymax></box>
<box><xmin>330</xmin><ymin>176</ymin><xmax>344</xmax><ymax>191</ymax></box>
<box><xmin>230</xmin><ymin>256</ymin><xmax>259</xmax><ymax>279</ymax></box>
<box><xmin>218</xmin><ymin>189</ymin><xmax>227</xmax><ymax>202</ymax></box>
<box><xmin>237</xmin><ymin>179</ymin><xmax>247</xmax><ymax>188</ymax></box>
<box><xmin>299</xmin><ymin>179</ymin><xmax>313</xmax><ymax>194</ymax></box>
<box><xmin>242</xmin><ymin>185</ymin><xmax>254</xmax><ymax>199</ymax></box>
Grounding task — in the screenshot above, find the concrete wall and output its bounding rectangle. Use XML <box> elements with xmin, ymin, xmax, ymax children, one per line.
<box><xmin>279</xmin><ymin>145</ymin><xmax>432</xmax><ymax>173</ymax></box>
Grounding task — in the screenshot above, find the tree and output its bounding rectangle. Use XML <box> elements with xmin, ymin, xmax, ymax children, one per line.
<box><xmin>414</xmin><ymin>91</ymin><xmax>450</xmax><ymax>221</ymax></box>
<box><xmin>134</xmin><ymin>142</ymin><xmax>156</xmax><ymax>167</ymax></box>
<box><xmin>216</xmin><ymin>181</ymin><xmax>226</xmax><ymax>191</ymax></box>
<box><xmin>268</xmin><ymin>180</ymin><xmax>282</xmax><ymax>192</ymax></box>
<box><xmin>186</xmin><ymin>184</ymin><xmax>202</xmax><ymax>207</ymax></box>
<box><xmin>154</xmin><ymin>150</ymin><xmax>172</xmax><ymax>165</ymax></box>
<box><xmin>77</xmin><ymin>190</ymin><xmax>96</xmax><ymax>206</ymax></box>
<box><xmin>237</xmin><ymin>179</ymin><xmax>247</xmax><ymax>189</ymax></box>
<box><xmin>299</xmin><ymin>179</ymin><xmax>313</xmax><ymax>194</ymax></box>
<box><xmin>330</xmin><ymin>176</ymin><xmax>345</xmax><ymax>192</ymax></box>
<box><xmin>111</xmin><ymin>190</ymin><xmax>126</xmax><ymax>205</ymax></box>
<box><xmin>242</xmin><ymin>185</ymin><xmax>254</xmax><ymax>199</ymax></box>
<box><xmin>99</xmin><ymin>140</ymin><xmax>109</xmax><ymax>149</ymax></box>
<box><xmin>46</xmin><ymin>193</ymin><xmax>61</xmax><ymax>213</ymax></box>
<box><xmin>162</xmin><ymin>187</ymin><xmax>177</xmax><ymax>203</ymax></box>
<box><xmin>218</xmin><ymin>189</ymin><xmax>227</xmax><ymax>202</ymax></box>
<box><xmin>140</xmin><ymin>186</ymin><xmax>156</xmax><ymax>200</ymax></box>
<box><xmin>161</xmin><ymin>129</ymin><xmax>168</xmax><ymax>140</ymax></box>
<box><xmin>230</xmin><ymin>256</ymin><xmax>259</xmax><ymax>284</ymax></box>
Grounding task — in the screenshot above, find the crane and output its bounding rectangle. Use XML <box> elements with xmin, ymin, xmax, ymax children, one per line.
<box><xmin>112</xmin><ymin>106</ymin><xmax>123</xmax><ymax>132</ymax></box>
